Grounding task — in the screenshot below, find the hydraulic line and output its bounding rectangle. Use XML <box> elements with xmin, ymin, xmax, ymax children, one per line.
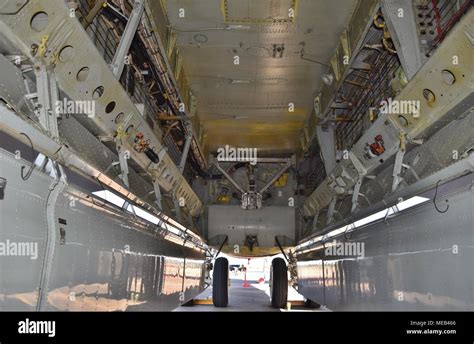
<box><xmin>19</xmin><ymin>132</ymin><xmax>35</xmax><ymax>181</ymax></box>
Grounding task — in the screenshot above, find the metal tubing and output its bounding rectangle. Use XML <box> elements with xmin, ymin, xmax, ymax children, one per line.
<box><xmin>111</xmin><ymin>0</ymin><xmax>144</xmax><ymax>78</ymax></box>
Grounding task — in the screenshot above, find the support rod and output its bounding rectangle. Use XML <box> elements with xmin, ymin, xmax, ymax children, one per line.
<box><xmin>111</xmin><ymin>0</ymin><xmax>144</xmax><ymax>78</ymax></box>
<box><xmin>260</xmin><ymin>160</ymin><xmax>292</xmax><ymax>194</ymax></box>
<box><xmin>214</xmin><ymin>161</ymin><xmax>246</xmax><ymax>194</ymax></box>
<box><xmin>178</xmin><ymin>122</ymin><xmax>193</xmax><ymax>173</ymax></box>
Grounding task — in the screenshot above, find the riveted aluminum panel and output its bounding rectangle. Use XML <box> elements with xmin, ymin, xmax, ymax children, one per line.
<box><xmin>163</xmin><ymin>0</ymin><xmax>358</xmax><ymax>155</ymax></box>
<box><xmin>0</xmin><ymin>151</ymin><xmax>51</xmax><ymax>311</ymax></box>
<box><xmin>297</xmin><ymin>176</ymin><xmax>474</xmax><ymax>310</ymax></box>
<box><xmin>207</xmin><ymin>204</ymin><xmax>295</xmax><ymax>248</ymax></box>
<box><xmin>0</xmin><ymin>148</ymin><xmax>206</xmax><ymax>311</ymax></box>
<box><xmin>0</xmin><ymin>0</ymin><xmax>203</xmax><ymax>216</ymax></box>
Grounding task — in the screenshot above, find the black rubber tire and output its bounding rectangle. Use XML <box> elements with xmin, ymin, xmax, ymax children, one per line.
<box><xmin>212</xmin><ymin>257</ymin><xmax>229</xmax><ymax>307</ymax></box>
<box><xmin>271</xmin><ymin>257</ymin><xmax>288</xmax><ymax>308</ymax></box>
<box><xmin>304</xmin><ymin>299</ymin><xmax>321</xmax><ymax>309</ymax></box>
<box><xmin>181</xmin><ymin>299</ymin><xmax>195</xmax><ymax>307</ymax></box>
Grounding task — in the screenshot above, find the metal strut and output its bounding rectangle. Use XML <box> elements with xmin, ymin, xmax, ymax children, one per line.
<box><xmin>178</xmin><ymin>122</ymin><xmax>193</xmax><ymax>173</ymax></box>
<box><xmin>110</xmin><ymin>0</ymin><xmax>145</xmax><ymax>78</ymax></box>
<box><xmin>213</xmin><ymin>235</ymin><xmax>229</xmax><ymax>260</ymax></box>
<box><xmin>275</xmin><ymin>236</ymin><xmax>289</xmax><ymax>262</ymax></box>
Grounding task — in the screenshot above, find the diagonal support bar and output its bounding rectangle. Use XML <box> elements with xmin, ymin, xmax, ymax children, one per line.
<box><xmin>391</xmin><ymin>134</ymin><xmax>407</xmax><ymax>192</ymax></box>
<box><xmin>116</xmin><ymin>142</ymin><xmax>130</xmax><ymax>187</ymax></box>
<box><xmin>391</xmin><ymin>149</ymin><xmax>406</xmax><ymax>192</ymax></box>
<box><xmin>178</xmin><ymin>122</ymin><xmax>193</xmax><ymax>173</ymax></box>
<box><xmin>34</xmin><ymin>62</ymin><xmax>60</xmax><ymax>141</ymax></box>
<box><xmin>381</xmin><ymin>0</ymin><xmax>426</xmax><ymax>80</ymax></box>
<box><xmin>351</xmin><ymin>178</ymin><xmax>363</xmax><ymax>213</ymax></box>
<box><xmin>111</xmin><ymin>0</ymin><xmax>144</xmax><ymax>78</ymax></box>
<box><xmin>316</xmin><ymin>125</ymin><xmax>337</xmax><ymax>174</ymax></box>
<box><xmin>260</xmin><ymin>159</ymin><xmax>292</xmax><ymax>194</ymax></box>
<box><xmin>214</xmin><ymin>161</ymin><xmax>246</xmax><ymax>194</ymax></box>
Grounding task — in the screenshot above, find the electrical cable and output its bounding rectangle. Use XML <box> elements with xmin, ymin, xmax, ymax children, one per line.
<box><xmin>19</xmin><ymin>132</ymin><xmax>35</xmax><ymax>181</ymax></box>
<box><xmin>433</xmin><ymin>180</ymin><xmax>449</xmax><ymax>213</ymax></box>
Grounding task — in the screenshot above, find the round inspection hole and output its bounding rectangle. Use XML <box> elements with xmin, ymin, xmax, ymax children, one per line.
<box><xmin>105</xmin><ymin>101</ymin><xmax>116</xmax><ymax>114</ymax></box>
<box><xmin>76</xmin><ymin>67</ymin><xmax>90</xmax><ymax>82</ymax></box>
<box><xmin>441</xmin><ymin>69</ymin><xmax>456</xmax><ymax>85</ymax></box>
<box><xmin>114</xmin><ymin>112</ymin><xmax>124</xmax><ymax>123</ymax></box>
<box><xmin>125</xmin><ymin>124</ymin><xmax>134</xmax><ymax>134</ymax></box>
<box><xmin>30</xmin><ymin>12</ymin><xmax>49</xmax><ymax>32</ymax></box>
<box><xmin>423</xmin><ymin>88</ymin><xmax>436</xmax><ymax>103</ymax></box>
<box><xmin>92</xmin><ymin>86</ymin><xmax>104</xmax><ymax>100</ymax></box>
<box><xmin>59</xmin><ymin>45</ymin><xmax>74</xmax><ymax>63</ymax></box>
<box><xmin>398</xmin><ymin>115</ymin><xmax>409</xmax><ymax>127</ymax></box>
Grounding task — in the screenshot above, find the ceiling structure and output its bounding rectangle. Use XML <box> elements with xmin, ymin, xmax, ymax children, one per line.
<box><xmin>163</xmin><ymin>0</ymin><xmax>357</xmax><ymax>156</ymax></box>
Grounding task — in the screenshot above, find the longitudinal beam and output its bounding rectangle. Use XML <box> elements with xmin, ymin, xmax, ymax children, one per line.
<box><xmin>303</xmin><ymin>9</ymin><xmax>473</xmax><ymax>218</ymax></box>
<box><xmin>0</xmin><ymin>104</ymin><xmax>200</xmax><ymax>239</ymax></box>
<box><xmin>0</xmin><ymin>0</ymin><xmax>202</xmax><ymax>216</ymax></box>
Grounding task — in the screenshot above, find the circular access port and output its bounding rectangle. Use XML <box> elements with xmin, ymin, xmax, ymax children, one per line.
<box><xmin>31</xmin><ymin>12</ymin><xmax>49</xmax><ymax>32</ymax></box>
<box><xmin>114</xmin><ymin>112</ymin><xmax>124</xmax><ymax>123</ymax></box>
<box><xmin>105</xmin><ymin>101</ymin><xmax>116</xmax><ymax>114</ymax></box>
<box><xmin>441</xmin><ymin>70</ymin><xmax>456</xmax><ymax>85</ymax></box>
<box><xmin>193</xmin><ymin>33</ymin><xmax>208</xmax><ymax>44</ymax></box>
<box><xmin>423</xmin><ymin>88</ymin><xmax>435</xmax><ymax>103</ymax></box>
<box><xmin>59</xmin><ymin>45</ymin><xmax>74</xmax><ymax>63</ymax></box>
<box><xmin>92</xmin><ymin>86</ymin><xmax>104</xmax><ymax>100</ymax></box>
<box><xmin>125</xmin><ymin>124</ymin><xmax>134</xmax><ymax>134</ymax></box>
<box><xmin>398</xmin><ymin>115</ymin><xmax>409</xmax><ymax>127</ymax></box>
<box><xmin>76</xmin><ymin>67</ymin><xmax>89</xmax><ymax>82</ymax></box>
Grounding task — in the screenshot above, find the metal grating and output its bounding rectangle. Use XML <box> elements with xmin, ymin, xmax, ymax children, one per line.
<box><xmin>76</xmin><ymin>0</ymin><xmax>190</xmax><ymax>158</ymax></box>
<box><xmin>335</xmin><ymin>49</ymin><xmax>400</xmax><ymax>150</ymax></box>
<box><xmin>304</xmin><ymin>154</ymin><xmax>326</xmax><ymax>195</ymax></box>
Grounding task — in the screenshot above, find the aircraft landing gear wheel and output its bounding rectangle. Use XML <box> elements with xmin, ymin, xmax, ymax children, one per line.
<box><xmin>304</xmin><ymin>299</ymin><xmax>320</xmax><ymax>309</ymax></box>
<box><xmin>212</xmin><ymin>257</ymin><xmax>229</xmax><ymax>307</ymax></box>
<box><xmin>270</xmin><ymin>257</ymin><xmax>288</xmax><ymax>308</ymax></box>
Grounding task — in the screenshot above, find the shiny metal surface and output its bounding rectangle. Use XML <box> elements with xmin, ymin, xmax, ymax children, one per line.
<box><xmin>303</xmin><ymin>9</ymin><xmax>474</xmax><ymax>220</ymax></box>
<box><xmin>207</xmin><ymin>204</ymin><xmax>295</xmax><ymax>249</ymax></box>
<box><xmin>0</xmin><ymin>104</ymin><xmax>188</xmax><ymax>238</ymax></box>
<box><xmin>164</xmin><ymin>0</ymin><xmax>358</xmax><ymax>155</ymax></box>
<box><xmin>0</xmin><ymin>0</ymin><xmax>203</xmax><ymax>217</ymax></box>
<box><xmin>0</xmin><ymin>0</ymin><xmax>472</xmax><ymax>313</ymax></box>
<box><xmin>296</xmin><ymin>174</ymin><xmax>474</xmax><ymax>310</ymax></box>
<box><xmin>0</xmin><ymin>148</ymin><xmax>206</xmax><ymax>311</ymax></box>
